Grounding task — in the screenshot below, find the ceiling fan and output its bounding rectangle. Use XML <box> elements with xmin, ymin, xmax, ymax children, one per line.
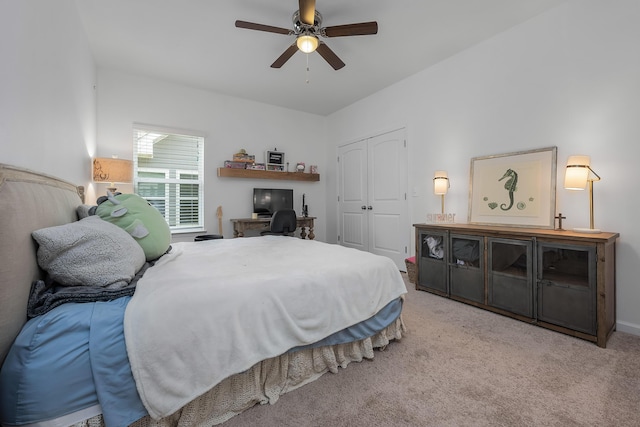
<box><xmin>235</xmin><ymin>0</ymin><xmax>378</xmax><ymax>70</ymax></box>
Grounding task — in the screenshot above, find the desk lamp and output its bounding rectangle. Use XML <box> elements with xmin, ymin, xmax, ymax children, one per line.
<box><xmin>433</xmin><ymin>171</ymin><xmax>449</xmax><ymax>214</ymax></box>
<box><xmin>564</xmin><ymin>155</ymin><xmax>601</xmax><ymax>233</ymax></box>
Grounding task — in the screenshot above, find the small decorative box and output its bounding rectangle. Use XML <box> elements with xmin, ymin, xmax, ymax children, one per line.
<box><xmin>224</xmin><ymin>161</ymin><xmax>246</xmax><ymax>169</ymax></box>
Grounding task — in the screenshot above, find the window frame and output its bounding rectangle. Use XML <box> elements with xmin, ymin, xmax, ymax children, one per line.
<box><xmin>132</xmin><ymin>124</ymin><xmax>205</xmax><ymax>234</ymax></box>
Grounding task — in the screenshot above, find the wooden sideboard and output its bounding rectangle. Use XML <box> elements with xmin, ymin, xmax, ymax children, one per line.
<box><xmin>414</xmin><ymin>223</ymin><xmax>619</xmax><ymax>347</ymax></box>
<box><xmin>231</xmin><ymin>217</ymin><xmax>316</xmax><ymax>239</ymax></box>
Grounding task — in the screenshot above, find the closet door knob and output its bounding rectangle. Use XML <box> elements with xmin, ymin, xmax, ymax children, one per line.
<box><xmin>367</xmin><ymin>206</ymin><xmax>373</xmax><ymax>210</ymax></box>
<box><xmin>361</xmin><ymin>205</ymin><xmax>367</xmax><ymax>210</ymax></box>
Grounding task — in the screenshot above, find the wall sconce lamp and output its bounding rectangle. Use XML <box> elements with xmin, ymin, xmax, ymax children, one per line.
<box><xmin>92</xmin><ymin>157</ymin><xmax>133</xmax><ymax>193</ymax></box>
<box><xmin>433</xmin><ymin>170</ymin><xmax>449</xmax><ymax>214</ymax></box>
<box><xmin>564</xmin><ymin>155</ymin><xmax>601</xmax><ymax>233</ymax></box>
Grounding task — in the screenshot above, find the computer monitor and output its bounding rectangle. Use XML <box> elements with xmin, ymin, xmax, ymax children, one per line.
<box><xmin>253</xmin><ymin>188</ymin><xmax>294</xmax><ymax>218</ymax></box>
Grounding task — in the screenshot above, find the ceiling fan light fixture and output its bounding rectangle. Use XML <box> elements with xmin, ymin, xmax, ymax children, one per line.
<box><xmin>296</xmin><ymin>34</ymin><xmax>318</xmax><ymax>53</ymax></box>
<box><xmin>236</xmin><ymin>5</ymin><xmax>377</xmax><ymax>70</ymax></box>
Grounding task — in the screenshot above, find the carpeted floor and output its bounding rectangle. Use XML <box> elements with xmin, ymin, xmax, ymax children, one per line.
<box><xmin>223</xmin><ymin>273</ymin><xmax>640</xmax><ymax>426</ymax></box>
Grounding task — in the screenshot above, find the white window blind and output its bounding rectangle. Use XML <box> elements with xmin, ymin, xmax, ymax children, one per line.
<box><xmin>132</xmin><ymin>126</ymin><xmax>205</xmax><ymax>233</ymax></box>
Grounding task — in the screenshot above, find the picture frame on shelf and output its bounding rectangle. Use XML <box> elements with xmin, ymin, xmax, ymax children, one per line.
<box><xmin>265</xmin><ymin>150</ymin><xmax>285</xmax><ymax>171</ymax></box>
<box><xmin>468</xmin><ymin>146</ymin><xmax>557</xmax><ymax>228</ymax></box>
<box><xmin>310</xmin><ymin>165</ymin><xmax>318</xmax><ymax>174</ymax></box>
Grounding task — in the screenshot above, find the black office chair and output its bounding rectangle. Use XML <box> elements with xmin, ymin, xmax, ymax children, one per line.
<box><xmin>260</xmin><ymin>209</ymin><xmax>297</xmax><ymax>236</ymax></box>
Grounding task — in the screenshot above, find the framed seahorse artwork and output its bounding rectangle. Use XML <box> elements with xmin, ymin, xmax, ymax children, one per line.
<box><xmin>468</xmin><ymin>146</ymin><xmax>557</xmax><ymax>228</ymax></box>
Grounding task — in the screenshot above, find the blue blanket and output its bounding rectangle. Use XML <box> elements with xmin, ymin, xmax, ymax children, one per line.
<box><xmin>0</xmin><ymin>296</ymin><xmax>401</xmax><ymax>427</ymax></box>
<box><xmin>0</xmin><ymin>297</ymin><xmax>147</xmax><ymax>427</ymax></box>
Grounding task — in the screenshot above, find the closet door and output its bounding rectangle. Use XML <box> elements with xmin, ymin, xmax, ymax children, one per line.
<box><xmin>338</xmin><ymin>128</ymin><xmax>409</xmax><ymax>270</ymax></box>
<box><xmin>338</xmin><ymin>139</ymin><xmax>369</xmax><ymax>252</ymax></box>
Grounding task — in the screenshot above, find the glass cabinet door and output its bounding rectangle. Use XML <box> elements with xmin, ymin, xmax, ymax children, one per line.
<box><xmin>449</xmin><ymin>234</ymin><xmax>484</xmax><ymax>304</ymax></box>
<box><xmin>488</xmin><ymin>238</ymin><xmax>533</xmax><ymax>317</ymax></box>
<box><xmin>537</xmin><ymin>242</ymin><xmax>596</xmax><ymax>335</ymax></box>
<box><xmin>417</xmin><ymin>231</ymin><xmax>448</xmax><ymax>294</ymax></box>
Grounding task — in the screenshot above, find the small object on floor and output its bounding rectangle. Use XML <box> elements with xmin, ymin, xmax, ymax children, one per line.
<box><xmin>405</xmin><ymin>256</ymin><xmax>416</xmax><ymax>284</ymax></box>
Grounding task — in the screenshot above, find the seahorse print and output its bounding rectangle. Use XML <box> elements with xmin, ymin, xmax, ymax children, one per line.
<box><xmin>498</xmin><ymin>168</ymin><xmax>518</xmax><ymax>211</ymax></box>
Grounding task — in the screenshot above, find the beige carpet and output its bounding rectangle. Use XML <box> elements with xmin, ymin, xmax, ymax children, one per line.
<box><xmin>223</xmin><ymin>273</ymin><xmax>640</xmax><ymax>426</ymax></box>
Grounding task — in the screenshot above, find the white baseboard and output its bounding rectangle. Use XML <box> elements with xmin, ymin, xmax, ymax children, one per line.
<box><xmin>616</xmin><ymin>321</ymin><xmax>640</xmax><ymax>337</ymax></box>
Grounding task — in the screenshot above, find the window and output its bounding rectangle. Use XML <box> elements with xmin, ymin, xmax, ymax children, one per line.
<box><xmin>132</xmin><ymin>125</ymin><xmax>205</xmax><ymax>233</ymax></box>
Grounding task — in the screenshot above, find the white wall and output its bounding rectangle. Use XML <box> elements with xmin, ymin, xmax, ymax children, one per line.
<box><xmin>4</xmin><ymin>0</ymin><xmax>639</xmax><ymax>336</ymax></box>
<box><xmin>1</xmin><ymin>0</ymin><xmax>327</xmax><ymax>242</ymax></box>
<box><xmin>0</xmin><ymin>0</ymin><xmax>96</xmax><ymax>185</ymax></box>
<box><xmin>95</xmin><ymin>69</ymin><xmax>327</xmax><ymax>241</ymax></box>
<box><xmin>326</xmin><ymin>0</ymin><xmax>640</xmax><ymax>335</ymax></box>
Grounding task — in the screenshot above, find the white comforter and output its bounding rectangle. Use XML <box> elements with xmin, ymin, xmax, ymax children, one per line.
<box><xmin>124</xmin><ymin>236</ymin><xmax>407</xmax><ymax>419</ymax></box>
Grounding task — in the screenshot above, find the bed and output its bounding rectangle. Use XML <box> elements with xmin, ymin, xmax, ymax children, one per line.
<box><xmin>0</xmin><ymin>163</ymin><xmax>407</xmax><ymax>427</ymax></box>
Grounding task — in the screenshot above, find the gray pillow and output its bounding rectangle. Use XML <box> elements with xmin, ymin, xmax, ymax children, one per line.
<box><xmin>76</xmin><ymin>204</ymin><xmax>92</xmax><ymax>219</ymax></box>
<box><xmin>32</xmin><ymin>215</ymin><xmax>146</xmax><ymax>289</ymax></box>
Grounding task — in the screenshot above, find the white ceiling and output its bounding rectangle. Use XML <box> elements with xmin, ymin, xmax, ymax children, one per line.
<box><xmin>75</xmin><ymin>0</ymin><xmax>566</xmax><ymax>116</ymax></box>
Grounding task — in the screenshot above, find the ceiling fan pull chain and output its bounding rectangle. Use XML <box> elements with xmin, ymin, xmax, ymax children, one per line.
<box><xmin>306</xmin><ymin>53</ymin><xmax>311</xmax><ymax>84</ymax></box>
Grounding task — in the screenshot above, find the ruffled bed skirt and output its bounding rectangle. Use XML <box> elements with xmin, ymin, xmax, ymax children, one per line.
<box><xmin>75</xmin><ymin>316</ymin><xmax>406</xmax><ymax>427</ymax></box>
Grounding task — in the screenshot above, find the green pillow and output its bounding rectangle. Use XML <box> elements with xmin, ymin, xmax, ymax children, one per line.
<box><xmin>95</xmin><ymin>193</ymin><xmax>171</xmax><ymax>261</ymax></box>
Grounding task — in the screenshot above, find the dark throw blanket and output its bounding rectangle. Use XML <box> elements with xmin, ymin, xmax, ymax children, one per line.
<box><xmin>27</xmin><ymin>261</ymin><xmax>153</xmax><ymax>318</ymax></box>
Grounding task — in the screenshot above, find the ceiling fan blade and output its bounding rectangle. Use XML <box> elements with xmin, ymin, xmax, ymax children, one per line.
<box><xmin>299</xmin><ymin>0</ymin><xmax>316</xmax><ymax>26</ymax></box>
<box><xmin>323</xmin><ymin>21</ymin><xmax>378</xmax><ymax>37</ymax></box>
<box><xmin>316</xmin><ymin>42</ymin><xmax>345</xmax><ymax>70</ymax></box>
<box><xmin>235</xmin><ymin>20</ymin><xmax>291</xmax><ymax>35</ymax></box>
<box><xmin>271</xmin><ymin>43</ymin><xmax>299</xmax><ymax>68</ymax></box>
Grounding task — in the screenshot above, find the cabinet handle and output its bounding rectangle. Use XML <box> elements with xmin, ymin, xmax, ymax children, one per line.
<box><xmin>541</xmin><ymin>280</ymin><xmax>570</xmax><ymax>289</ymax></box>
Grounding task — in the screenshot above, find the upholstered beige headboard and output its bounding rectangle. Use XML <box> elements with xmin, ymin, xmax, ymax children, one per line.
<box><xmin>0</xmin><ymin>164</ymin><xmax>83</xmax><ymax>364</ymax></box>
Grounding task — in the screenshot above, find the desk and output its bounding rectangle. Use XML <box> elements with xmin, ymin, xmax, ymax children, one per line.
<box><xmin>231</xmin><ymin>217</ymin><xmax>316</xmax><ymax>239</ymax></box>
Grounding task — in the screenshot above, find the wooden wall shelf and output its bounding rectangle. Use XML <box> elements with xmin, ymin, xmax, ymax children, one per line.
<box><xmin>217</xmin><ymin>167</ymin><xmax>320</xmax><ymax>182</ymax></box>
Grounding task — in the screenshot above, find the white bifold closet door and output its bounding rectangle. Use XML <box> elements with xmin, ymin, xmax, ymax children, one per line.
<box><xmin>337</xmin><ymin>128</ymin><xmax>409</xmax><ymax>271</ymax></box>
